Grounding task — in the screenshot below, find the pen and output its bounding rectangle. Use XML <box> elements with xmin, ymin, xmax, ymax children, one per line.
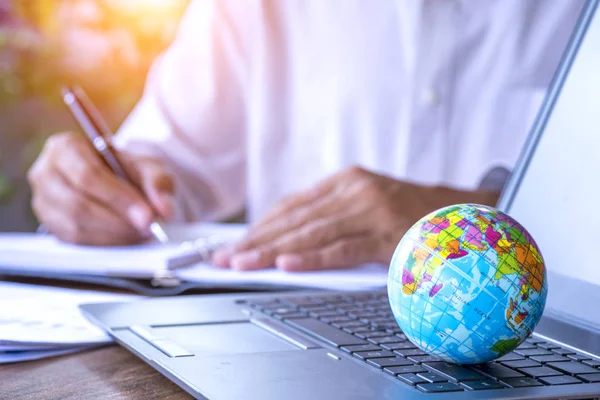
<box><xmin>61</xmin><ymin>85</ymin><xmax>170</xmax><ymax>244</ymax></box>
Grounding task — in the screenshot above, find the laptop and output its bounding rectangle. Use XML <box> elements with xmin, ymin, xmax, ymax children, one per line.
<box><xmin>80</xmin><ymin>1</ymin><xmax>600</xmax><ymax>398</ymax></box>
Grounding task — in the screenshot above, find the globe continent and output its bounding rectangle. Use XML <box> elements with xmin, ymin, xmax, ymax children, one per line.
<box><xmin>388</xmin><ymin>204</ymin><xmax>547</xmax><ymax>364</ymax></box>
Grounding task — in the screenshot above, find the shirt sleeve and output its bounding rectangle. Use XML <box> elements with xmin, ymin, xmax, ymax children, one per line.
<box><xmin>113</xmin><ymin>0</ymin><xmax>249</xmax><ymax>223</ymax></box>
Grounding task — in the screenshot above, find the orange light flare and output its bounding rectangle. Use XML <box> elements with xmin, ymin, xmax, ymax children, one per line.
<box><xmin>41</xmin><ymin>0</ymin><xmax>189</xmax><ymax>89</ymax></box>
<box><xmin>103</xmin><ymin>0</ymin><xmax>188</xmax><ymax>37</ymax></box>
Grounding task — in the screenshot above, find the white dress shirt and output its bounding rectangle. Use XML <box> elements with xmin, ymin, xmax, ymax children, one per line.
<box><xmin>114</xmin><ymin>0</ymin><xmax>583</xmax><ymax>223</ymax></box>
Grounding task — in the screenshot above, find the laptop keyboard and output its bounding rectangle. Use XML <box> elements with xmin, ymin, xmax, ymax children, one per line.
<box><xmin>243</xmin><ymin>292</ymin><xmax>600</xmax><ymax>393</ymax></box>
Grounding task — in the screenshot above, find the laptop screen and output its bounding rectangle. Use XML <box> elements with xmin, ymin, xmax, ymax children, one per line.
<box><xmin>502</xmin><ymin>2</ymin><xmax>600</xmax><ymax>336</ymax></box>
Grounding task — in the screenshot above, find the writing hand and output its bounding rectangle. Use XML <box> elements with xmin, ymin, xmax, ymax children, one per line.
<box><xmin>213</xmin><ymin>166</ymin><xmax>498</xmax><ymax>271</ymax></box>
<box><xmin>28</xmin><ymin>132</ymin><xmax>175</xmax><ymax>245</ymax></box>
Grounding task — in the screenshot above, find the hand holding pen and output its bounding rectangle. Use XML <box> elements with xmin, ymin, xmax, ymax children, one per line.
<box><xmin>28</xmin><ymin>86</ymin><xmax>175</xmax><ymax>246</ymax></box>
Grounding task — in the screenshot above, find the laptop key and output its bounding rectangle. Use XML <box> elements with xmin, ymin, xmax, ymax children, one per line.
<box><xmin>501</xmin><ymin>359</ymin><xmax>541</xmax><ymax>369</ymax></box>
<box><xmin>516</xmin><ymin>343</ymin><xmax>538</xmax><ymax>350</ymax></box>
<box><xmin>397</xmin><ymin>374</ymin><xmax>428</xmax><ymax>386</ymax></box>
<box><xmin>384</xmin><ymin>365</ymin><xmax>428</xmax><ymax>375</ymax></box>
<box><xmin>356</xmin><ymin>312</ymin><xmax>379</xmax><ymax>320</ymax></box>
<box><xmin>340</xmin><ymin>344</ymin><xmax>381</xmax><ymax>353</ymax></box>
<box><xmin>370</xmin><ymin>318</ymin><xmax>395</xmax><ymax>325</ymax></box>
<box><xmin>262</xmin><ymin>305</ymin><xmax>298</xmax><ymax>314</ymax></box>
<box><xmin>539</xmin><ymin>375</ymin><xmax>582</xmax><ymax>385</ymax></box>
<box><xmin>354</xmin><ymin>350</ymin><xmax>395</xmax><ymax>360</ymax></box>
<box><xmin>305</xmin><ymin>308</ymin><xmax>335</xmax><ymax>316</ymax></box>
<box><xmin>313</xmin><ymin>295</ymin><xmax>345</xmax><ymax>303</ymax></box>
<box><xmin>346</xmin><ymin>311</ymin><xmax>366</xmax><ymax>319</ymax></box>
<box><xmin>525</xmin><ymin>337</ymin><xmax>547</xmax><ymax>344</ymax></box>
<box><xmin>301</xmin><ymin>304</ymin><xmax>332</xmax><ymax>311</ymax></box>
<box><xmin>538</xmin><ymin>343</ymin><xmax>560</xmax><ymax>350</ymax></box>
<box><xmin>381</xmin><ymin>342</ymin><xmax>417</xmax><ymax>351</ymax></box>
<box><xmin>417</xmin><ymin>372</ymin><xmax>447</xmax><ymax>383</ymax></box>
<box><xmin>276</xmin><ymin>313</ymin><xmax>308</xmax><ymax>320</ymax></box>
<box><xmin>335</xmin><ymin>304</ymin><xmax>363</xmax><ymax>312</ymax></box>
<box><xmin>423</xmin><ymin>362</ymin><xmax>488</xmax><ymax>381</ymax></box>
<box><xmin>470</xmin><ymin>363</ymin><xmax>525</xmax><ymax>379</ymax></box>
<box><xmin>286</xmin><ymin>318</ymin><xmax>367</xmax><ymax>347</ymax></box>
<box><xmin>282</xmin><ymin>297</ymin><xmax>324</xmax><ymax>307</ymax></box>
<box><xmin>551</xmin><ymin>348</ymin><xmax>576</xmax><ymax>356</ymax></box>
<box><xmin>320</xmin><ymin>315</ymin><xmax>353</xmax><ymax>324</ymax></box>
<box><xmin>582</xmin><ymin>359</ymin><xmax>600</xmax><ymax>367</ymax></box>
<box><xmin>355</xmin><ymin>331</ymin><xmax>389</xmax><ymax>339</ymax></box>
<box><xmin>310</xmin><ymin>310</ymin><xmax>344</xmax><ymax>318</ymax></box>
<box><xmin>350</xmin><ymin>326</ymin><xmax>380</xmax><ymax>334</ymax></box>
<box><xmin>460</xmin><ymin>380</ymin><xmax>504</xmax><ymax>390</ymax></box>
<box><xmin>496</xmin><ymin>353</ymin><xmax>525</xmax><ymax>362</ymax></box>
<box><xmin>529</xmin><ymin>354</ymin><xmax>571</xmax><ymax>364</ymax></box>
<box><xmin>386</xmin><ymin>328</ymin><xmax>403</xmax><ymax>334</ymax></box>
<box><xmin>249</xmin><ymin>299</ymin><xmax>280</xmax><ymax>308</ymax></box>
<box><xmin>514</xmin><ymin>348</ymin><xmax>554</xmax><ymax>357</ymax></box>
<box><xmin>334</xmin><ymin>321</ymin><xmax>367</xmax><ymax>329</ymax></box>
<box><xmin>502</xmin><ymin>377</ymin><xmax>543</xmax><ymax>388</ymax></box>
<box><xmin>578</xmin><ymin>373</ymin><xmax>600</xmax><ymax>383</ymax></box>
<box><xmin>416</xmin><ymin>382</ymin><xmax>463</xmax><ymax>393</ymax></box>
<box><xmin>373</xmin><ymin>323</ymin><xmax>400</xmax><ymax>331</ymax></box>
<box><xmin>547</xmin><ymin>361</ymin><xmax>599</xmax><ymax>375</ymax></box>
<box><xmin>343</xmin><ymin>293</ymin><xmax>378</xmax><ymax>302</ymax></box>
<box><xmin>394</xmin><ymin>348</ymin><xmax>426</xmax><ymax>357</ymax></box>
<box><xmin>567</xmin><ymin>354</ymin><xmax>592</xmax><ymax>362</ymax></box>
<box><xmin>518</xmin><ymin>366</ymin><xmax>563</xmax><ymax>378</ymax></box>
<box><xmin>366</xmin><ymin>357</ymin><xmax>415</xmax><ymax>368</ymax></box>
<box><xmin>367</xmin><ymin>336</ymin><xmax>403</xmax><ymax>345</ymax></box>
<box><xmin>408</xmin><ymin>355</ymin><xmax>442</xmax><ymax>363</ymax></box>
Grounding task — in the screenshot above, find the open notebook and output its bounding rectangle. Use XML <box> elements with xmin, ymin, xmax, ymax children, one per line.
<box><xmin>0</xmin><ymin>223</ymin><xmax>389</xmax><ymax>292</ymax></box>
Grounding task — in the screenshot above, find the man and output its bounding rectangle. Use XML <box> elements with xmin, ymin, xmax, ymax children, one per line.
<box><xmin>28</xmin><ymin>1</ymin><xmax>583</xmax><ymax>271</ymax></box>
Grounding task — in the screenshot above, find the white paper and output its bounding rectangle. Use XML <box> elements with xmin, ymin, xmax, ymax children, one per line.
<box><xmin>0</xmin><ymin>223</ymin><xmax>245</xmax><ymax>278</ymax></box>
<box><xmin>177</xmin><ymin>263</ymin><xmax>388</xmax><ymax>291</ymax></box>
<box><xmin>0</xmin><ymin>345</ymin><xmax>99</xmax><ymax>364</ymax></box>
<box><xmin>0</xmin><ymin>223</ymin><xmax>389</xmax><ymax>290</ymax></box>
<box><xmin>0</xmin><ymin>282</ymin><xmax>138</xmax><ymax>347</ymax></box>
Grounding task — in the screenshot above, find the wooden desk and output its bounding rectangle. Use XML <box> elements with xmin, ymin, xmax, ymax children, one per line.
<box><xmin>0</xmin><ymin>278</ymin><xmax>195</xmax><ymax>399</ymax></box>
<box><xmin>1</xmin><ymin>346</ymin><xmax>192</xmax><ymax>400</ymax></box>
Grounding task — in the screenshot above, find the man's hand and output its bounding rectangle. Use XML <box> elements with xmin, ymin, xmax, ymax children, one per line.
<box><xmin>213</xmin><ymin>166</ymin><xmax>498</xmax><ymax>271</ymax></box>
<box><xmin>28</xmin><ymin>132</ymin><xmax>175</xmax><ymax>246</ymax></box>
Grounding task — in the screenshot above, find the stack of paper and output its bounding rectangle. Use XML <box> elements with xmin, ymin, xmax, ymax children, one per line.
<box><xmin>0</xmin><ymin>223</ymin><xmax>389</xmax><ymax>291</ymax></box>
<box><xmin>0</xmin><ymin>281</ymin><xmax>138</xmax><ymax>363</ymax></box>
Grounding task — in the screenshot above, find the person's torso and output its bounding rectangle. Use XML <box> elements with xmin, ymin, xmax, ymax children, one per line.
<box><xmin>240</xmin><ymin>0</ymin><xmax>583</xmax><ymax>221</ymax></box>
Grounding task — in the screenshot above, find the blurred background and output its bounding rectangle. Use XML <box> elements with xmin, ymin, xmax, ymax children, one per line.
<box><xmin>0</xmin><ymin>0</ymin><xmax>188</xmax><ymax>232</ymax></box>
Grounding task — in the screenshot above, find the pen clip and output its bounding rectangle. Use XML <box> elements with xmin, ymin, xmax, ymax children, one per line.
<box><xmin>61</xmin><ymin>86</ymin><xmax>131</xmax><ymax>182</ymax></box>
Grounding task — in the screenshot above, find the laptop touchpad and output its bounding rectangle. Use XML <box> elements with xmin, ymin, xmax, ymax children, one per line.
<box><xmin>152</xmin><ymin>321</ymin><xmax>307</xmax><ymax>355</ymax></box>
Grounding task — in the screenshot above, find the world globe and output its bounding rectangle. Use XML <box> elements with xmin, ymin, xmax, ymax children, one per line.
<box><xmin>388</xmin><ymin>204</ymin><xmax>547</xmax><ymax>364</ymax></box>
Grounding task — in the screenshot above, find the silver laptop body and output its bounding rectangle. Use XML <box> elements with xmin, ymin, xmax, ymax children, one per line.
<box><xmin>81</xmin><ymin>1</ymin><xmax>600</xmax><ymax>398</ymax></box>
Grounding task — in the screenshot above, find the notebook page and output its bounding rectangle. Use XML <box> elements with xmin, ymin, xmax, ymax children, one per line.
<box><xmin>0</xmin><ymin>223</ymin><xmax>389</xmax><ymax>290</ymax></box>
<box><xmin>0</xmin><ymin>234</ymin><xmax>179</xmax><ymax>278</ymax></box>
<box><xmin>0</xmin><ymin>281</ymin><xmax>138</xmax><ymax>347</ymax></box>
<box><xmin>177</xmin><ymin>263</ymin><xmax>389</xmax><ymax>291</ymax></box>
<box><xmin>0</xmin><ymin>223</ymin><xmax>246</xmax><ymax>278</ymax></box>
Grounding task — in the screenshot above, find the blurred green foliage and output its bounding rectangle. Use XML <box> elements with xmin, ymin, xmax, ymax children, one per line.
<box><xmin>0</xmin><ymin>171</ymin><xmax>13</xmax><ymax>204</ymax></box>
<box><xmin>1</xmin><ymin>0</ymin><xmax>188</xmax><ymax>111</ymax></box>
<box><xmin>0</xmin><ymin>0</ymin><xmax>188</xmax><ymax>230</ymax></box>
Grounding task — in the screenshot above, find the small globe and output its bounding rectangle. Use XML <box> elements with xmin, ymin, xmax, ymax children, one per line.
<box><xmin>388</xmin><ymin>204</ymin><xmax>547</xmax><ymax>364</ymax></box>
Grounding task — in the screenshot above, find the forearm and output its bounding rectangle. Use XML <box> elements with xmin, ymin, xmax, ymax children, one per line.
<box><xmin>112</xmin><ymin>0</ymin><xmax>250</xmax><ymax>222</ymax></box>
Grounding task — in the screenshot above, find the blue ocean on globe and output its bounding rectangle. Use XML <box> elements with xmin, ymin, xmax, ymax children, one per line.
<box><xmin>388</xmin><ymin>204</ymin><xmax>547</xmax><ymax>364</ymax></box>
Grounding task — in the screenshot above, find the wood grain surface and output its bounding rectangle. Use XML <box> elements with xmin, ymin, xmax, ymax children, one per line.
<box><xmin>0</xmin><ymin>345</ymin><xmax>192</xmax><ymax>400</ymax></box>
